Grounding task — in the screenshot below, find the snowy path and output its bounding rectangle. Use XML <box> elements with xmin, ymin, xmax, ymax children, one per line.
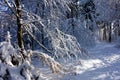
<box><xmin>62</xmin><ymin>42</ymin><xmax>120</xmax><ymax>80</ymax></box>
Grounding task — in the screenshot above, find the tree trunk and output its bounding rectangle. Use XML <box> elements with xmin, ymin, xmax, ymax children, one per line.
<box><xmin>109</xmin><ymin>24</ymin><xmax>112</xmax><ymax>42</ymax></box>
<box><xmin>15</xmin><ymin>0</ymin><xmax>24</xmax><ymax>59</ymax></box>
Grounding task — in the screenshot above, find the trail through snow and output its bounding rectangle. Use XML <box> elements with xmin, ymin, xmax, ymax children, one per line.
<box><xmin>61</xmin><ymin>42</ymin><xmax>120</xmax><ymax>80</ymax></box>
<box><xmin>33</xmin><ymin>42</ymin><xmax>120</xmax><ymax>80</ymax></box>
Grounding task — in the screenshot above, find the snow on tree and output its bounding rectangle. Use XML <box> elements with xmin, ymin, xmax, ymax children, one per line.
<box><xmin>59</xmin><ymin>0</ymin><xmax>97</xmax><ymax>48</ymax></box>
<box><xmin>0</xmin><ymin>0</ymin><xmax>120</xmax><ymax>80</ymax></box>
<box><xmin>46</xmin><ymin>28</ymin><xmax>87</xmax><ymax>60</ymax></box>
<box><xmin>95</xmin><ymin>0</ymin><xmax>120</xmax><ymax>42</ymax></box>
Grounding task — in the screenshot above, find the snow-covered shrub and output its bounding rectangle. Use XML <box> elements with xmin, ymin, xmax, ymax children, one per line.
<box><xmin>0</xmin><ymin>31</ymin><xmax>69</xmax><ymax>80</ymax></box>
<box><xmin>21</xmin><ymin>10</ymin><xmax>88</xmax><ymax>62</ymax></box>
<box><xmin>0</xmin><ymin>31</ymin><xmax>19</xmax><ymax>66</ymax></box>
<box><xmin>0</xmin><ymin>31</ymin><xmax>34</xmax><ymax>80</ymax></box>
<box><xmin>46</xmin><ymin>28</ymin><xmax>88</xmax><ymax>61</ymax></box>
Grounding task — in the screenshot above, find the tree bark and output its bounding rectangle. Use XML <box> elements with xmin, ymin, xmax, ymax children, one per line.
<box><xmin>109</xmin><ymin>24</ymin><xmax>112</xmax><ymax>42</ymax></box>
<box><xmin>15</xmin><ymin>0</ymin><xmax>24</xmax><ymax>59</ymax></box>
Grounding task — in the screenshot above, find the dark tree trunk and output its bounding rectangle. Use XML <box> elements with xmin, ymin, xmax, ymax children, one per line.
<box><xmin>15</xmin><ymin>0</ymin><xmax>24</xmax><ymax>59</ymax></box>
<box><xmin>109</xmin><ymin>25</ymin><xmax>112</xmax><ymax>42</ymax></box>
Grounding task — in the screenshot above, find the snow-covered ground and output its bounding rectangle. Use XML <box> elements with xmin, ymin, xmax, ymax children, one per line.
<box><xmin>1</xmin><ymin>34</ymin><xmax>120</xmax><ymax>80</ymax></box>
<box><xmin>40</xmin><ymin>42</ymin><xmax>120</xmax><ymax>80</ymax></box>
<box><xmin>62</xmin><ymin>42</ymin><xmax>120</xmax><ymax>80</ymax></box>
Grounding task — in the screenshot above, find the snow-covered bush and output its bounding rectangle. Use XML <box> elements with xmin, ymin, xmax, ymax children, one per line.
<box><xmin>0</xmin><ymin>32</ymin><xmax>34</xmax><ymax>80</ymax></box>
<box><xmin>47</xmin><ymin>28</ymin><xmax>88</xmax><ymax>61</ymax></box>
<box><xmin>0</xmin><ymin>31</ymin><xmax>69</xmax><ymax>80</ymax></box>
<box><xmin>0</xmin><ymin>31</ymin><xmax>19</xmax><ymax>66</ymax></box>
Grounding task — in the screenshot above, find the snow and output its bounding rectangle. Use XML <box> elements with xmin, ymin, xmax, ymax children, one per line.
<box><xmin>49</xmin><ymin>42</ymin><xmax>120</xmax><ymax>80</ymax></box>
<box><xmin>1</xmin><ymin>38</ymin><xmax>120</xmax><ymax>80</ymax></box>
<box><xmin>0</xmin><ymin>0</ymin><xmax>120</xmax><ymax>80</ymax></box>
<box><xmin>12</xmin><ymin>41</ymin><xmax>119</xmax><ymax>80</ymax></box>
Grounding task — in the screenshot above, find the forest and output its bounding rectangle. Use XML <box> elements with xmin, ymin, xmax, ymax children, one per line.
<box><xmin>0</xmin><ymin>0</ymin><xmax>120</xmax><ymax>80</ymax></box>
